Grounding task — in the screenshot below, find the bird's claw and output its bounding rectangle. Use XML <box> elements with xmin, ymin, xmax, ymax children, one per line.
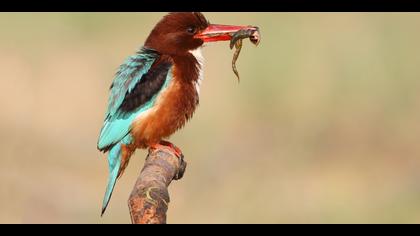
<box><xmin>149</xmin><ymin>141</ymin><xmax>184</xmax><ymax>159</ymax></box>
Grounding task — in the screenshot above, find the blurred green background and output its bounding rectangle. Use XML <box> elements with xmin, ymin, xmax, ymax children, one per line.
<box><xmin>1</xmin><ymin>12</ymin><xmax>420</xmax><ymax>223</ymax></box>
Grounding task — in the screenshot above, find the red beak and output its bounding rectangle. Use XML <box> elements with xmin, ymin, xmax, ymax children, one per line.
<box><xmin>195</xmin><ymin>24</ymin><xmax>258</xmax><ymax>42</ymax></box>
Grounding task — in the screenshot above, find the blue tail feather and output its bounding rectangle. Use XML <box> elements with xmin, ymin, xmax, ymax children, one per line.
<box><xmin>101</xmin><ymin>143</ymin><xmax>122</xmax><ymax>216</ymax></box>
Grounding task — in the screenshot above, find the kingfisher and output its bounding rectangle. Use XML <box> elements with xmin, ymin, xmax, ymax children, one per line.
<box><xmin>97</xmin><ymin>12</ymin><xmax>258</xmax><ymax>215</ymax></box>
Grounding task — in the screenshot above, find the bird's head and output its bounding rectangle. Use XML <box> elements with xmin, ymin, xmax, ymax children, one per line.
<box><xmin>145</xmin><ymin>12</ymin><xmax>258</xmax><ymax>56</ymax></box>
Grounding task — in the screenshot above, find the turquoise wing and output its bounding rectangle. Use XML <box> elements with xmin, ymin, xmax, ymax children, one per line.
<box><xmin>97</xmin><ymin>47</ymin><xmax>172</xmax><ymax>151</ymax></box>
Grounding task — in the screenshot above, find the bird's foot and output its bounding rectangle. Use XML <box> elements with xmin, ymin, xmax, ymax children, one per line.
<box><xmin>149</xmin><ymin>141</ymin><xmax>183</xmax><ymax>159</ymax></box>
<box><xmin>160</xmin><ymin>140</ymin><xmax>184</xmax><ymax>159</ymax></box>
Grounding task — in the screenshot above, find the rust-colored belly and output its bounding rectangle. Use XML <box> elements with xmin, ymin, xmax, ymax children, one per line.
<box><xmin>130</xmin><ymin>77</ymin><xmax>198</xmax><ymax>149</ymax></box>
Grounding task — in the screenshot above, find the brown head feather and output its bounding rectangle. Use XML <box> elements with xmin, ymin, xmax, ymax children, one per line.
<box><xmin>145</xmin><ymin>12</ymin><xmax>209</xmax><ymax>55</ymax></box>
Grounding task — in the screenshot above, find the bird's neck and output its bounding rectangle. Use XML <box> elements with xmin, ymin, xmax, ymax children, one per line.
<box><xmin>171</xmin><ymin>49</ymin><xmax>203</xmax><ymax>83</ymax></box>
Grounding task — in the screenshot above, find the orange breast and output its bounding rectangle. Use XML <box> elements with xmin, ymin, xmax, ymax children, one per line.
<box><xmin>130</xmin><ymin>71</ymin><xmax>199</xmax><ymax>149</ymax></box>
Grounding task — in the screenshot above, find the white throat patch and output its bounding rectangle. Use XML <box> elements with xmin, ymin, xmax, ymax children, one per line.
<box><xmin>189</xmin><ymin>48</ymin><xmax>204</xmax><ymax>95</ymax></box>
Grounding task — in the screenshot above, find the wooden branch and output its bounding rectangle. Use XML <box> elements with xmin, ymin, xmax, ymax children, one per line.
<box><xmin>128</xmin><ymin>147</ymin><xmax>187</xmax><ymax>224</ymax></box>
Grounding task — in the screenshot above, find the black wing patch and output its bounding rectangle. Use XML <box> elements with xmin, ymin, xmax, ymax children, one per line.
<box><xmin>119</xmin><ymin>60</ymin><xmax>172</xmax><ymax>114</ymax></box>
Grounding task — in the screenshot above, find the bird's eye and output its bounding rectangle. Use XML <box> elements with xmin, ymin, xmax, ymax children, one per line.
<box><xmin>186</xmin><ymin>26</ymin><xmax>196</xmax><ymax>34</ymax></box>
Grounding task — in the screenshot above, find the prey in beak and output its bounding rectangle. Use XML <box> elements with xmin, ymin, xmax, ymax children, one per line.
<box><xmin>195</xmin><ymin>24</ymin><xmax>261</xmax><ymax>81</ymax></box>
<box><xmin>195</xmin><ymin>24</ymin><xmax>260</xmax><ymax>44</ymax></box>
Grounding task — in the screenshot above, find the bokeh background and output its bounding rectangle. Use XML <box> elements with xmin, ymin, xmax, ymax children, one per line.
<box><xmin>1</xmin><ymin>12</ymin><xmax>420</xmax><ymax>223</ymax></box>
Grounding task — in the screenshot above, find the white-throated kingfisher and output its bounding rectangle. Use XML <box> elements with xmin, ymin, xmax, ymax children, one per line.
<box><xmin>97</xmin><ymin>12</ymin><xmax>258</xmax><ymax>215</ymax></box>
